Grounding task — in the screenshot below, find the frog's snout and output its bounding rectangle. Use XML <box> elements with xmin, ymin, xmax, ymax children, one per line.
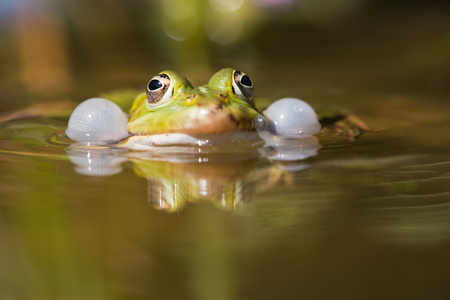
<box><xmin>177</xmin><ymin>94</ymin><xmax>257</xmax><ymax>133</ymax></box>
<box><xmin>184</xmin><ymin>93</ymin><xmax>230</xmax><ymax>106</ymax></box>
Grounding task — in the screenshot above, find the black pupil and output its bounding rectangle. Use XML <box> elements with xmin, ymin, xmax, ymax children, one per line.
<box><xmin>148</xmin><ymin>79</ymin><xmax>163</xmax><ymax>91</ymax></box>
<box><xmin>240</xmin><ymin>75</ymin><xmax>252</xmax><ymax>87</ymax></box>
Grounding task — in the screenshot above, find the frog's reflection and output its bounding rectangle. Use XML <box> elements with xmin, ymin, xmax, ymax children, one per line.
<box><xmin>67</xmin><ymin>139</ymin><xmax>317</xmax><ymax>211</ymax></box>
<box><xmin>140</xmin><ymin>159</ymin><xmax>257</xmax><ymax>211</ymax></box>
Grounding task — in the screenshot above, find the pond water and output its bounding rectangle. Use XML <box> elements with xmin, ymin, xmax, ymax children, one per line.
<box><xmin>1</xmin><ymin>2</ymin><xmax>450</xmax><ymax>300</ymax></box>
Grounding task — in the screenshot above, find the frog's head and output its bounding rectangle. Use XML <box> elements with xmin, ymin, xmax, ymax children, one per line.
<box><xmin>127</xmin><ymin>68</ymin><xmax>261</xmax><ymax>135</ymax></box>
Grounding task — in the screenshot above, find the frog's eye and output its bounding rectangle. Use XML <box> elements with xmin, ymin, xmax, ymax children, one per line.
<box><xmin>232</xmin><ymin>70</ymin><xmax>253</xmax><ymax>101</ymax></box>
<box><xmin>146</xmin><ymin>73</ymin><xmax>173</xmax><ymax>106</ymax></box>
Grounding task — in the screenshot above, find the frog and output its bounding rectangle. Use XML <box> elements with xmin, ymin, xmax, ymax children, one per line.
<box><xmin>64</xmin><ymin>68</ymin><xmax>270</xmax><ymax>148</ymax></box>
<box><xmin>64</xmin><ymin>68</ymin><xmax>368</xmax><ymax>148</ymax></box>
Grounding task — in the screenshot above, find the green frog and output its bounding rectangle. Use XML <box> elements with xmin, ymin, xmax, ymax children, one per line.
<box><xmin>64</xmin><ymin>68</ymin><xmax>268</xmax><ymax>147</ymax></box>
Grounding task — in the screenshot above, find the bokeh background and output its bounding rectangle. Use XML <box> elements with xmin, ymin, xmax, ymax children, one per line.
<box><xmin>0</xmin><ymin>0</ymin><xmax>449</xmax><ymax>110</ymax></box>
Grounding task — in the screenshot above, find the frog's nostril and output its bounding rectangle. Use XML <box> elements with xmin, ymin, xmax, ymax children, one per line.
<box><xmin>219</xmin><ymin>93</ymin><xmax>230</xmax><ymax>104</ymax></box>
<box><xmin>185</xmin><ymin>94</ymin><xmax>197</xmax><ymax>105</ymax></box>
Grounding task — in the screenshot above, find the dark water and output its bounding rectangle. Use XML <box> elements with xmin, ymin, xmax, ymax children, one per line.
<box><xmin>1</xmin><ymin>2</ymin><xmax>450</xmax><ymax>299</ymax></box>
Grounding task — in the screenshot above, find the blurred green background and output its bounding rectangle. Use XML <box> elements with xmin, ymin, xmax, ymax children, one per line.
<box><xmin>0</xmin><ymin>0</ymin><xmax>449</xmax><ymax>109</ymax></box>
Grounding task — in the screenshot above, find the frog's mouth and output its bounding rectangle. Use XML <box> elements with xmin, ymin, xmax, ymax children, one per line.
<box><xmin>122</xmin><ymin>131</ymin><xmax>263</xmax><ymax>150</ymax></box>
<box><xmin>128</xmin><ymin>101</ymin><xmax>261</xmax><ymax>135</ymax></box>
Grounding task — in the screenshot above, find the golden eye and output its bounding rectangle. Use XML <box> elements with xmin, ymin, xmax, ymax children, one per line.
<box><xmin>146</xmin><ymin>73</ymin><xmax>173</xmax><ymax>106</ymax></box>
